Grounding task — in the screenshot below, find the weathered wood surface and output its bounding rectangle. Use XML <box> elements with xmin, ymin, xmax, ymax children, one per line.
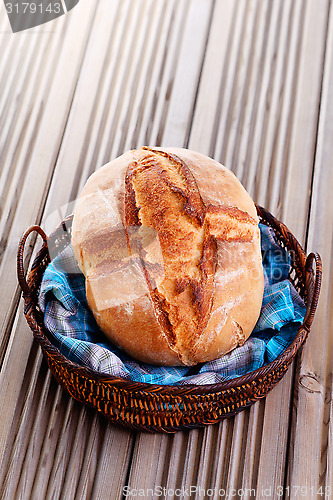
<box><xmin>0</xmin><ymin>0</ymin><xmax>332</xmax><ymax>498</ymax></box>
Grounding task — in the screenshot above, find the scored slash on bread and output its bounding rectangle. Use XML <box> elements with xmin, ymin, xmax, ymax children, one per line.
<box><xmin>72</xmin><ymin>147</ymin><xmax>264</xmax><ymax>366</ymax></box>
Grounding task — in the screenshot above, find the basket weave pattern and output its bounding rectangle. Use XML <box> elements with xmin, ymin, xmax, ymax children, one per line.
<box><xmin>17</xmin><ymin>206</ymin><xmax>322</xmax><ymax>432</ymax></box>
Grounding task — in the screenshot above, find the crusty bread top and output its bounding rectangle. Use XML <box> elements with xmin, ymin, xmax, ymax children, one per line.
<box><xmin>72</xmin><ymin>147</ymin><xmax>264</xmax><ymax>366</ymax></box>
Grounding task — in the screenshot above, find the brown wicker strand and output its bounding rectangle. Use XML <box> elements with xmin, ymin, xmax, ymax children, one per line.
<box><xmin>16</xmin><ymin>206</ymin><xmax>322</xmax><ymax>432</ymax></box>
<box><xmin>17</xmin><ymin>225</ymin><xmax>49</xmax><ymax>297</ymax></box>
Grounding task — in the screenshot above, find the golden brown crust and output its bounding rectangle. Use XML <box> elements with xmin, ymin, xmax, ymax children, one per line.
<box><xmin>142</xmin><ymin>147</ymin><xmax>206</xmax><ymax>225</ymax></box>
<box><xmin>125</xmin><ymin>148</ymin><xmax>216</xmax><ymax>364</ymax></box>
<box><xmin>72</xmin><ymin>147</ymin><xmax>264</xmax><ymax>366</ymax></box>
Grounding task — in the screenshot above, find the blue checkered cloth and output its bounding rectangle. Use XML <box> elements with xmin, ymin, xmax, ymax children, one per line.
<box><xmin>38</xmin><ymin>224</ymin><xmax>306</xmax><ymax>385</ymax></box>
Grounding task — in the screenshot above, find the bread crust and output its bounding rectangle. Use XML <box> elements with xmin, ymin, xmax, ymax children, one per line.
<box><xmin>72</xmin><ymin>147</ymin><xmax>264</xmax><ymax>366</ymax></box>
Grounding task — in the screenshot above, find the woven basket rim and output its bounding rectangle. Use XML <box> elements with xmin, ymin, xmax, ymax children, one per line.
<box><xmin>18</xmin><ymin>205</ymin><xmax>322</xmax><ymax>399</ymax></box>
<box><xmin>34</xmin><ymin>314</ymin><xmax>309</xmax><ymax>395</ymax></box>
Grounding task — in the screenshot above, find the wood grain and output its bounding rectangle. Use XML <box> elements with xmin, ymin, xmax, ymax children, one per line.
<box><xmin>0</xmin><ymin>0</ymin><xmax>331</xmax><ymax>498</ymax></box>
<box><xmin>287</xmin><ymin>2</ymin><xmax>333</xmax><ymax>493</ymax></box>
<box><xmin>189</xmin><ymin>0</ymin><xmax>328</xmax><ymax>496</ymax></box>
<box><xmin>0</xmin><ymin>0</ymin><xmax>97</xmax><ymax>362</ymax></box>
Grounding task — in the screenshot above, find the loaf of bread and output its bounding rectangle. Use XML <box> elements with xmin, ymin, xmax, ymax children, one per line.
<box><xmin>72</xmin><ymin>147</ymin><xmax>264</xmax><ymax>366</ymax></box>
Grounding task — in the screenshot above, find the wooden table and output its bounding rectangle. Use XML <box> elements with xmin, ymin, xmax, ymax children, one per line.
<box><xmin>0</xmin><ymin>1</ymin><xmax>332</xmax><ymax>498</ymax></box>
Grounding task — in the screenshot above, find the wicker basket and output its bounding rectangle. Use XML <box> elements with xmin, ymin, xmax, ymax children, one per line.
<box><xmin>17</xmin><ymin>206</ymin><xmax>322</xmax><ymax>433</ymax></box>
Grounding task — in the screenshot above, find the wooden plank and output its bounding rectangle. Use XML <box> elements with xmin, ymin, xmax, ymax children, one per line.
<box><xmin>0</xmin><ymin>0</ymin><xmax>97</xmax><ymax>481</ymax></box>
<box><xmin>0</xmin><ymin>314</ymin><xmax>45</xmax><ymax>497</ymax></box>
<box><xmin>157</xmin><ymin>0</ymin><xmax>215</xmax><ymax>148</ymax></box>
<box><xmin>90</xmin><ymin>425</ymin><xmax>134</xmax><ymax>500</ymax></box>
<box><xmin>224</xmin><ymin>411</ymin><xmax>251</xmax><ymax>494</ymax></box>
<box><xmin>98</xmin><ymin>0</ymin><xmax>190</xmax><ymax>159</ymax></box>
<box><xmin>176</xmin><ymin>430</ymin><xmax>204</xmax><ymax>494</ymax></box>
<box><xmin>0</xmin><ymin>4</ymin><xmax>99</xmax><ymax>481</ymax></box>
<box><xmin>124</xmin><ymin>0</ymin><xmax>329</xmax><ymax>494</ymax></box>
<box><xmin>238</xmin><ymin>403</ymin><xmax>265</xmax><ymax>497</ymax></box>
<box><xmin>29</xmin><ymin>387</ymin><xmax>78</xmax><ymax>498</ymax></box>
<box><xmin>213</xmin><ymin>0</ymin><xmax>265</xmax><ymax>173</ymax></box>
<box><xmin>40</xmin><ymin>0</ymin><xmax>174</xmax><ymax>225</ymax></box>
<box><xmin>281</xmin><ymin>0</ymin><xmax>331</xmax><ymax>240</ymax></box>
<box><xmin>121</xmin><ymin>0</ymin><xmax>180</xmax><ymax>152</ymax></box>
<box><xmin>53</xmin><ymin>408</ymin><xmax>100</xmax><ymax>499</ymax></box>
<box><xmin>193</xmin><ymin>425</ymin><xmax>222</xmax><ymax>498</ymax></box>
<box><xmin>1</xmin><ymin>0</ymin><xmax>212</xmax><ymax>496</ymax></box>
<box><xmin>122</xmin><ymin>0</ymin><xmax>215</xmax><ymax>492</ymax></box>
<box><xmin>0</xmin><ymin>0</ymin><xmax>97</xmax><ymax>360</ymax></box>
<box><xmin>0</xmin><ymin>0</ymin><xmax>331</xmax><ymax>498</ymax></box>
<box><xmin>126</xmin><ymin>433</ymin><xmax>173</xmax><ymax>497</ymax></box>
<box><xmin>189</xmin><ymin>2</ymin><xmax>294</xmax><ymax>494</ymax></box>
<box><xmin>188</xmin><ymin>0</ymin><xmax>237</xmax><ymax>155</ymax></box>
<box><xmin>286</xmin><ymin>1</ymin><xmax>333</xmax><ymax>493</ymax></box>
<box><xmin>0</xmin><ymin>0</ymin><xmax>182</xmax><ymax>496</ymax></box>
<box><xmin>104</xmin><ymin>0</ymin><xmax>177</xmax><ymax>158</ymax></box>
<box><xmin>0</xmin><ymin>28</ymin><xmax>53</xmax><ymax>232</ymax></box>
<box><xmin>255</xmin><ymin>0</ymin><xmax>330</xmax><ymax>493</ymax></box>
<box><xmin>327</xmin><ymin>396</ymin><xmax>333</xmax><ymax>495</ymax></box>
<box><xmin>188</xmin><ymin>0</ymin><xmax>329</xmax><ymax>496</ymax></box>
<box><xmin>164</xmin><ymin>432</ymin><xmax>197</xmax><ymax>494</ymax></box>
<box><xmin>40</xmin><ymin>0</ymin><xmax>127</xmax><ymax>228</ymax></box>
<box><xmin>6</xmin><ymin>368</ymin><xmax>57</xmax><ymax>498</ymax></box>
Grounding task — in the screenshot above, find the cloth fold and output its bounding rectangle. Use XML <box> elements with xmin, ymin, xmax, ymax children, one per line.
<box><xmin>38</xmin><ymin>223</ymin><xmax>306</xmax><ymax>385</ymax></box>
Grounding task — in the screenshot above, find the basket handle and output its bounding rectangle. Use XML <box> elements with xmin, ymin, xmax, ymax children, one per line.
<box><xmin>303</xmin><ymin>252</ymin><xmax>322</xmax><ymax>331</ymax></box>
<box><xmin>17</xmin><ymin>225</ymin><xmax>48</xmax><ymax>297</ymax></box>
